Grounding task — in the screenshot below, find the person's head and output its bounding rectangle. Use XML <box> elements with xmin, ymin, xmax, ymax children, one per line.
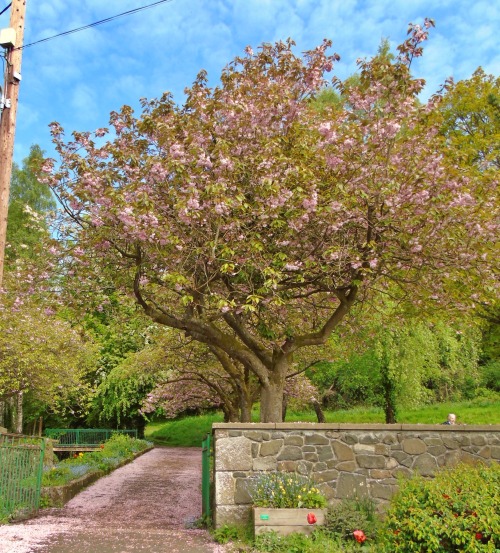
<box><xmin>447</xmin><ymin>413</ymin><xmax>456</xmax><ymax>424</ymax></box>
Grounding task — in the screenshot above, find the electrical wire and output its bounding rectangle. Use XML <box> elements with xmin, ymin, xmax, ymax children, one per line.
<box><xmin>0</xmin><ymin>3</ymin><xmax>11</xmax><ymax>17</ymax></box>
<box><xmin>18</xmin><ymin>0</ymin><xmax>174</xmax><ymax>50</ymax></box>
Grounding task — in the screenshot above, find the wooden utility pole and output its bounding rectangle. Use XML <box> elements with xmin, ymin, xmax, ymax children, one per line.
<box><xmin>0</xmin><ymin>0</ymin><xmax>27</xmax><ymax>288</ymax></box>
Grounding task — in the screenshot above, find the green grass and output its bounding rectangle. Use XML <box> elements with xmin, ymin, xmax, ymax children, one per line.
<box><xmin>146</xmin><ymin>412</ymin><xmax>224</xmax><ymax>447</ymax></box>
<box><xmin>286</xmin><ymin>396</ymin><xmax>500</xmax><ymax>425</ymax></box>
<box><xmin>146</xmin><ymin>396</ymin><xmax>500</xmax><ymax>447</ymax></box>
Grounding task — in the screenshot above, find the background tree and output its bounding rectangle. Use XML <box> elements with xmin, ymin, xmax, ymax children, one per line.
<box><xmin>6</xmin><ymin>144</ymin><xmax>56</xmax><ymax>261</ymax></box>
<box><xmin>0</xmin><ymin>298</ymin><xmax>97</xmax><ymax>431</ymax></box>
<box><xmin>437</xmin><ymin>68</ymin><xmax>499</xmax><ymax>171</ymax></box>
<box><xmin>310</xmin><ymin>319</ymin><xmax>481</xmax><ymax>422</ymax></box>
<box><xmin>41</xmin><ymin>23</ymin><xmax>497</xmax><ymax>422</ymax></box>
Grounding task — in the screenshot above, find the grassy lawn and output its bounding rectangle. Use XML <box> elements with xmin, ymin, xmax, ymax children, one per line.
<box><xmin>146</xmin><ymin>395</ymin><xmax>500</xmax><ymax>447</ymax></box>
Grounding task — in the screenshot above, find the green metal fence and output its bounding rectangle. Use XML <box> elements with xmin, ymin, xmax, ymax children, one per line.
<box><xmin>201</xmin><ymin>432</ymin><xmax>212</xmax><ymax>520</ymax></box>
<box><xmin>0</xmin><ymin>433</ymin><xmax>45</xmax><ymax>522</ymax></box>
<box><xmin>45</xmin><ymin>428</ymin><xmax>137</xmax><ymax>447</ymax></box>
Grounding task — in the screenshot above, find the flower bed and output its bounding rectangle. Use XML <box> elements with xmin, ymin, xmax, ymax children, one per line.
<box><xmin>250</xmin><ymin>471</ymin><xmax>327</xmax><ymax>536</ymax></box>
<box><xmin>41</xmin><ymin>434</ymin><xmax>153</xmax><ymax>507</ymax></box>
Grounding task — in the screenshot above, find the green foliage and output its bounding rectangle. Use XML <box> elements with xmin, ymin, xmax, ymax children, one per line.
<box><xmin>324</xmin><ymin>497</ymin><xmax>380</xmax><ymax>542</ymax></box>
<box><xmin>382</xmin><ymin>462</ymin><xmax>500</xmax><ymax>552</ymax></box>
<box><xmin>6</xmin><ymin>144</ymin><xmax>56</xmax><ymax>261</ymax></box>
<box><xmin>254</xmin><ymin>529</ymin><xmax>364</xmax><ymax>553</ymax></box>
<box><xmin>479</xmin><ymin>360</ymin><xmax>500</xmax><ymax>392</ymax></box>
<box><xmin>147</xmin><ymin>412</ymin><xmax>224</xmax><ymax>446</ymax></box>
<box><xmin>212</xmin><ymin>523</ymin><xmax>252</xmax><ymax>545</ymax></box>
<box><xmin>310</xmin><ymin>320</ymin><xmax>482</xmax><ymax>421</ymax></box>
<box><xmin>250</xmin><ymin>472</ymin><xmax>326</xmax><ymax>509</ymax></box>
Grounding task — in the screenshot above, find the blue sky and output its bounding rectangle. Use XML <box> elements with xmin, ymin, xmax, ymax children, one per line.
<box><xmin>3</xmin><ymin>0</ymin><xmax>499</xmax><ymax>165</ymax></box>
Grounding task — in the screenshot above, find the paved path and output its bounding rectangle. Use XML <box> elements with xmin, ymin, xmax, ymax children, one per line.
<box><xmin>0</xmin><ymin>447</ymin><xmax>225</xmax><ymax>553</ymax></box>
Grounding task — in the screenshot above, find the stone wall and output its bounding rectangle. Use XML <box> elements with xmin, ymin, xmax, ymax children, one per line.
<box><xmin>212</xmin><ymin>422</ymin><xmax>500</xmax><ymax>527</ymax></box>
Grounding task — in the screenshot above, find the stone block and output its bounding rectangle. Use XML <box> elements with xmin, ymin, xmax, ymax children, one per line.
<box><xmin>335</xmin><ymin>472</ymin><xmax>368</xmax><ymax>499</ymax></box>
<box><xmin>423</xmin><ymin>437</ymin><xmax>443</xmax><ymax>446</ymax></box>
<box><xmin>443</xmin><ymin>437</ymin><xmax>460</xmax><ymax>450</ymax></box>
<box><xmin>305</xmin><ymin>433</ymin><xmax>330</xmax><ymax>445</ymax></box>
<box><xmin>335</xmin><ymin>461</ymin><xmax>357</xmax><ymax>472</ymax></box>
<box><xmin>284</xmin><ymin>435</ymin><xmax>304</xmax><ymax>446</ymax></box>
<box><xmin>428</xmin><ymin>445</ymin><xmax>447</xmax><ymax>456</ymax></box>
<box><xmin>216</xmin><ymin>472</ymin><xmax>235</xmax><ymax>505</ymax></box>
<box><xmin>297</xmin><ymin>460</ymin><xmax>314</xmax><ymax>475</ymax></box>
<box><xmin>216</xmin><ymin>436</ymin><xmax>253</xmax><ymax>471</ymax></box>
<box><xmin>382</xmin><ymin>434</ymin><xmax>398</xmax><ymax>445</ymax></box>
<box><xmin>317</xmin><ymin>446</ymin><xmax>334</xmax><ymax>461</ymax></box>
<box><xmin>357</xmin><ymin>455</ymin><xmax>386</xmax><ymax>469</ymax></box>
<box><xmin>370</xmin><ymin>482</ymin><xmax>395</xmax><ymax>500</ymax></box>
<box><xmin>354</xmin><ymin>443</ymin><xmax>376</xmax><ymax>454</ymax></box>
<box><xmin>244</xmin><ymin>431</ymin><xmax>265</xmax><ymax>442</ymax></box>
<box><xmin>471</xmin><ymin>435</ymin><xmax>487</xmax><ymax>446</ymax></box>
<box><xmin>251</xmin><ymin>442</ymin><xmax>259</xmax><ymax>457</ymax></box>
<box><xmin>443</xmin><ymin>449</ymin><xmax>462</xmax><ymax>467</ymax></box>
<box><xmin>386</xmin><ymin>458</ymin><xmax>399</xmax><ymax>469</ymax></box>
<box><xmin>343</xmin><ymin>433</ymin><xmax>359</xmax><ymax>445</ymax></box>
<box><xmin>277</xmin><ymin>461</ymin><xmax>298</xmax><ymax>472</ymax></box>
<box><xmin>370</xmin><ymin>469</ymin><xmax>392</xmax><ymax>479</ymax></box>
<box><xmin>413</xmin><ymin>453</ymin><xmax>438</xmax><ymax>476</ymax></box>
<box><xmin>304</xmin><ymin>452</ymin><xmax>319</xmax><ymax>462</ymax></box>
<box><xmin>332</xmin><ymin>441</ymin><xmax>355</xmax><ymax>461</ymax></box>
<box><xmin>491</xmin><ymin>446</ymin><xmax>500</xmax><ymax>460</ymax></box>
<box><xmin>359</xmin><ymin>433</ymin><xmax>378</xmax><ymax>444</ymax></box>
<box><xmin>260</xmin><ymin>439</ymin><xmax>283</xmax><ymax>457</ymax></box>
<box><xmin>402</xmin><ymin>438</ymin><xmax>426</xmax><ymax>455</ymax></box>
<box><xmin>478</xmin><ymin>446</ymin><xmax>491</xmax><ymax>459</ymax></box>
<box><xmin>235</xmin><ymin>477</ymin><xmax>253</xmax><ymax>504</ymax></box>
<box><xmin>375</xmin><ymin>444</ymin><xmax>390</xmax><ymax>455</ymax></box>
<box><xmin>253</xmin><ymin>456</ymin><xmax>277</xmax><ymax>471</ymax></box>
<box><xmin>392</xmin><ymin>466</ymin><xmax>412</xmax><ymax>479</ymax></box>
<box><xmin>215</xmin><ymin>505</ymin><xmax>252</xmax><ymax>528</ymax></box>
<box><xmin>277</xmin><ymin>446</ymin><xmax>303</xmax><ymax>461</ymax></box>
<box><xmin>313</xmin><ymin>469</ymin><xmax>339</xmax><ymax>484</ymax></box>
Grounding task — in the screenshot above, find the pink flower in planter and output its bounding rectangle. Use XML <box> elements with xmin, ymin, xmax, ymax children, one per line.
<box><xmin>353</xmin><ymin>529</ymin><xmax>367</xmax><ymax>543</ymax></box>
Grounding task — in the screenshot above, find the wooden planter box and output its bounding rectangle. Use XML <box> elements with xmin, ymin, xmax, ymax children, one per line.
<box><xmin>253</xmin><ymin>507</ymin><xmax>327</xmax><ymax>536</ymax></box>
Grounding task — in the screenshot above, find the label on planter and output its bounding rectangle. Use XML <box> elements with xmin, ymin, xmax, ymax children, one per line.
<box><xmin>260</xmin><ymin>514</ymin><xmax>270</xmax><ymax>520</ymax></box>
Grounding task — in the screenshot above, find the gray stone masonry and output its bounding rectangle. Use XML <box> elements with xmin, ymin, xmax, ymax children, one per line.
<box><xmin>212</xmin><ymin>423</ymin><xmax>500</xmax><ymax>528</ymax></box>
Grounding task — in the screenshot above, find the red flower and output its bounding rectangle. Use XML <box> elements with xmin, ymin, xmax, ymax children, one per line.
<box><xmin>476</xmin><ymin>533</ymin><xmax>483</xmax><ymax>540</ymax></box>
<box><xmin>307</xmin><ymin>512</ymin><xmax>317</xmax><ymax>524</ymax></box>
<box><xmin>353</xmin><ymin>530</ymin><xmax>366</xmax><ymax>543</ymax></box>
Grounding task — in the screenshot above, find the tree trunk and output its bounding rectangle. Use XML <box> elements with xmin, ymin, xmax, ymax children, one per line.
<box><xmin>311</xmin><ymin>399</ymin><xmax>326</xmax><ymax>423</ymax></box>
<box><xmin>260</xmin><ymin>364</ymin><xmax>287</xmax><ymax>422</ymax></box>
<box><xmin>239</xmin><ymin>391</ymin><xmax>252</xmax><ymax>423</ymax></box>
<box><xmin>15</xmin><ymin>392</ymin><xmax>23</xmax><ymax>434</ymax></box>
<box><xmin>282</xmin><ymin>395</ymin><xmax>288</xmax><ymax>422</ymax></box>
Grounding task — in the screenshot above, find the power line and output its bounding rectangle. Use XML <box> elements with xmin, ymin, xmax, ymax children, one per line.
<box><xmin>0</xmin><ymin>3</ymin><xmax>12</xmax><ymax>17</ymax></box>
<box><xmin>19</xmin><ymin>0</ymin><xmax>174</xmax><ymax>50</ymax></box>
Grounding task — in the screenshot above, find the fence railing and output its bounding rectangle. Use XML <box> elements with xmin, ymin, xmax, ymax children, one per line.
<box><xmin>201</xmin><ymin>432</ymin><xmax>212</xmax><ymax>520</ymax></box>
<box><xmin>0</xmin><ymin>433</ymin><xmax>45</xmax><ymax>522</ymax></box>
<box><xmin>44</xmin><ymin>428</ymin><xmax>137</xmax><ymax>447</ymax></box>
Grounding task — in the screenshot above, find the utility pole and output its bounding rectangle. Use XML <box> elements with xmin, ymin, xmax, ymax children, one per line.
<box><xmin>0</xmin><ymin>0</ymin><xmax>27</xmax><ymax>288</ymax></box>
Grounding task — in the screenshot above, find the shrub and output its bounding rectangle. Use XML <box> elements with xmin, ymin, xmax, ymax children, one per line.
<box><xmin>324</xmin><ymin>496</ymin><xmax>380</xmax><ymax>543</ymax></box>
<box><xmin>254</xmin><ymin>529</ymin><xmax>365</xmax><ymax>552</ymax></box>
<box><xmin>250</xmin><ymin>472</ymin><xmax>327</xmax><ymax>509</ymax></box>
<box><xmin>382</xmin><ymin>462</ymin><xmax>500</xmax><ymax>552</ymax></box>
